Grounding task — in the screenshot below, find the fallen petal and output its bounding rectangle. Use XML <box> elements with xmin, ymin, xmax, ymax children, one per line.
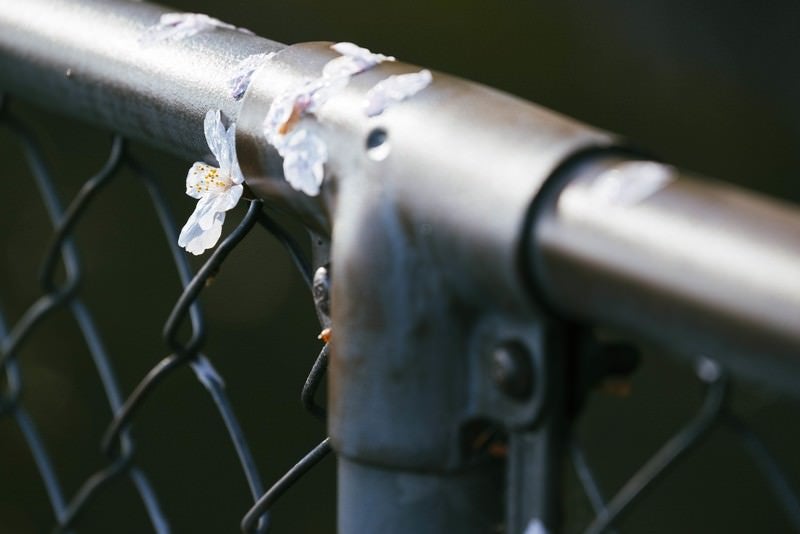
<box><xmin>307</xmin><ymin>75</ymin><xmax>349</xmax><ymax>113</ymax></box>
<box><xmin>263</xmin><ymin>42</ymin><xmax>394</xmax><ymax>196</ymax></box>
<box><xmin>140</xmin><ymin>12</ymin><xmax>252</xmax><ymax>45</ymax></box>
<box><xmin>364</xmin><ymin>69</ymin><xmax>433</xmax><ymax>117</ymax></box>
<box><xmin>324</xmin><ymin>43</ymin><xmax>395</xmax><ymax>79</ymax></box>
<box><xmin>228</xmin><ymin>52</ymin><xmax>275</xmax><ymax>101</ymax></box>
<box><xmin>282</xmin><ymin>128</ymin><xmax>328</xmax><ymax>196</ymax></box>
<box><xmin>330</xmin><ymin>42</ymin><xmax>395</xmax><ymax>65</ymax></box>
<box><xmin>263</xmin><ymin>90</ymin><xmax>302</xmax><ymax>145</ymax></box>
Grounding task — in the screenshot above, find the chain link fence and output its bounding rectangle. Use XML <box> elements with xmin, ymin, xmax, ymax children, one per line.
<box><xmin>0</xmin><ymin>98</ymin><xmax>332</xmax><ymax>533</ymax></box>
<box><xmin>2</xmin><ymin>1</ymin><xmax>800</xmax><ymax>533</ymax></box>
<box><xmin>4</xmin><ymin>85</ymin><xmax>800</xmax><ymax>534</ymax></box>
<box><xmin>566</xmin><ymin>355</ymin><xmax>800</xmax><ymax>533</ymax></box>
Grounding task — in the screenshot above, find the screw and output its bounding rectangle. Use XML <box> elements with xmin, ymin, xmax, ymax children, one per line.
<box><xmin>491</xmin><ymin>341</ymin><xmax>534</xmax><ymax>400</ymax></box>
<box><xmin>313</xmin><ymin>265</ymin><xmax>331</xmax><ymax>318</ymax></box>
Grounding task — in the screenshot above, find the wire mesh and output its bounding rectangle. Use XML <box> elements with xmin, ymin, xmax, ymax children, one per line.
<box><xmin>0</xmin><ymin>96</ymin><xmax>331</xmax><ymax>533</ymax></box>
<box><xmin>572</xmin><ymin>365</ymin><xmax>798</xmax><ymax>533</ymax></box>
<box><xmin>562</xmin><ymin>351</ymin><xmax>800</xmax><ymax>533</ymax></box>
<box><xmin>2</xmin><ymin>66</ymin><xmax>800</xmax><ymax>534</ymax></box>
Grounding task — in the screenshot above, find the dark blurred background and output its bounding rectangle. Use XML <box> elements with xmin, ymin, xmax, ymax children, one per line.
<box><xmin>1</xmin><ymin>0</ymin><xmax>799</xmax><ymax>532</ymax></box>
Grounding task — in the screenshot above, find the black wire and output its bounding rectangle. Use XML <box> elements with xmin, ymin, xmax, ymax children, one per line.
<box><xmin>0</xmin><ymin>110</ymin><xmax>169</xmax><ymax>532</ymax></box>
<box><xmin>102</xmin><ymin>199</ymin><xmax>264</xmax><ymax>454</ymax></box>
<box><xmin>256</xmin><ymin>210</ymin><xmax>313</xmax><ymax>291</ymax></box>
<box><xmin>584</xmin><ymin>374</ymin><xmax>729</xmax><ymax>534</ymax></box>
<box><xmin>301</xmin><ymin>344</ymin><xmax>329</xmax><ymax>421</ymax></box>
<box><xmin>240</xmin><ymin>438</ymin><xmax>333</xmax><ymax>533</ymax></box>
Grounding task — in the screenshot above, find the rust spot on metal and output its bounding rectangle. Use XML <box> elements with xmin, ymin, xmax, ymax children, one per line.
<box><xmin>318</xmin><ymin>327</ymin><xmax>332</xmax><ymax>343</ymax></box>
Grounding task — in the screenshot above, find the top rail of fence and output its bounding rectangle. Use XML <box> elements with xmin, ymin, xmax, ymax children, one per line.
<box><xmin>1</xmin><ymin>0</ymin><xmax>799</xmax><ymax>397</ymax></box>
<box><xmin>0</xmin><ymin>0</ymin><xmax>285</xmax><ymax>160</ymax></box>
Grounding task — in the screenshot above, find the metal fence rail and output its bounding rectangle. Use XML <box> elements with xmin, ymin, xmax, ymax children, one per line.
<box><xmin>2</xmin><ymin>0</ymin><xmax>800</xmax><ymax>533</ymax></box>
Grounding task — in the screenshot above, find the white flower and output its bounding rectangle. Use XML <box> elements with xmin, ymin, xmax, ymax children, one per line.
<box><xmin>263</xmin><ymin>87</ymin><xmax>313</xmax><ymax>146</ymax></box>
<box><xmin>282</xmin><ymin>128</ymin><xmax>328</xmax><ymax>196</ymax></box>
<box><xmin>140</xmin><ymin>12</ymin><xmax>253</xmax><ymax>45</ymax></box>
<box><xmin>262</xmin><ymin>42</ymin><xmax>394</xmax><ymax>196</ymax></box>
<box><xmin>228</xmin><ymin>52</ymin><xmax>276</xmax><ymax>101</ymax></box>
<box><xmin>364</xmin><ymin>69</ymin><xmax>433</xmax><ymax>117</ymax></box>
<box><xmin>178</xmin><ymin>110</ymin><xmax>244</xmax><ymax>255</ymax></box>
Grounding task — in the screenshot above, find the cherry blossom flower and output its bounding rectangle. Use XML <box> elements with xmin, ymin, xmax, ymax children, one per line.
<box><xmin>140</xmin><ymin>12</ymin><xmax>252</xmax><ymax>45</ymax></box>
<box><xmin>178</xmin><ymin>110</ymin><xmax>244</xmax><ymax>255</ymax></box>
<box><xmin>263</xmin><ymin>42</ymin><xmax>394</xmax><ymax>196</ymax></box>
<box><xmin>364</xmin><ymin>69</ymin><xmax>433</xmax><ymax>117</ymax></box>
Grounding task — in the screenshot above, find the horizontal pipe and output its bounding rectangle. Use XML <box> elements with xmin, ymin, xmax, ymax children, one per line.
<box><xmin>2</xmin><ymin>0</ymin><xmax>799</xmax><ymax>396</ymax></box>
<box><xmin>531</xmin><ymin>156</ymin><xmax>800</xmax><ymax>393</ymax></box>
<box><xmin>0</xmin><ymin>0</ymin><xmax>284</xmax><ymax>161</ymax></box>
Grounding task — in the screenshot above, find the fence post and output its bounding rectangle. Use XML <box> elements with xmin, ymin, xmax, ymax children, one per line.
<box><xmin>4</xmin><ymin>3</ymin><xmax>800</xmax><ymax>531</ymax></box>
<box><xmin>237</xmin><ymin>42</ymin><xmax>614</xmax><ymax>533</ymax></box>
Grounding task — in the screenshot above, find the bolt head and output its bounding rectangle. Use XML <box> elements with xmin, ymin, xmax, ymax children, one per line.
<box><xmin>491</xmin><ymin>341</ymin><xmax>534</xmax><ymax>400</ymax></box>
<box><xmin>313</xmin><ymin>266</ymin><xmax>331</xmax><ymax>317</ymax></box>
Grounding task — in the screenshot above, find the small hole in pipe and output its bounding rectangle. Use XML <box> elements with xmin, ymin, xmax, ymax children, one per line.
<box><xmin>365</xmin><ymin>128</ymin><xmax>390</xmax><ymax>161</ymax></box>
